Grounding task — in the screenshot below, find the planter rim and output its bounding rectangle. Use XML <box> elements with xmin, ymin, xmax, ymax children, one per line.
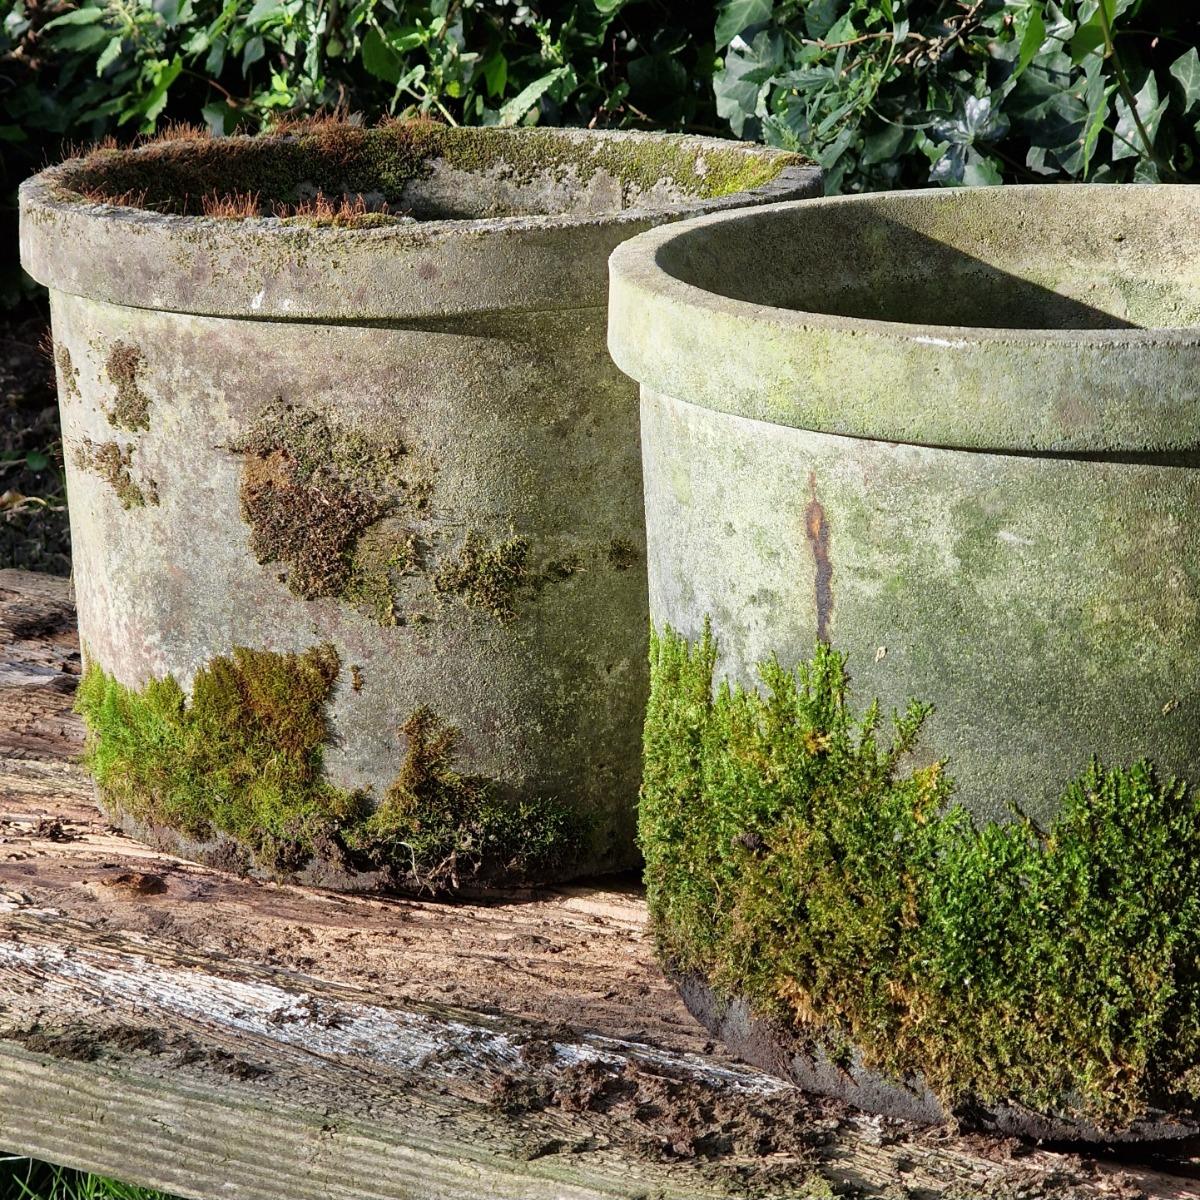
<box><xmin>607</xmin><ymin>184</ymin><xmax>1200</xmax><ymax>454</ymax></box>
<box><xmin>20</xmin><ymin>127</ymin><xmax>820</xmax><ymax>322</ymax></box>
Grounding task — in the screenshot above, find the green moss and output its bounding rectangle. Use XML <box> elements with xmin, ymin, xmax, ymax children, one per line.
<box><xmin>350</xmin><ymin>705</ymin><xmax>586</xmax><ymax>892</ymax></box>
<box><xmin>73</xmin><ymin>438</ymin><xmax>158</xmax><ymax>509</ymax></box>
<box><xmin>343</xmin><ymin>521</ymin><xmax>423</xmax><ymax>625</ymax></box>
<box><xmin>433</xmin><ymin>529</ymin><xmax>531</xmax><ymax>622</ymax></box>
<box><xmin>76</xmin><ymin>644</ymin><xmax>363</xmax><ymax>873</ymax></box>
<box><xmin>104</xmin><ymin>342</ymin><xmax>151</xmax><ymax>431</ymax></box>
<box><xmin>76</xmin><ymin>646</ymin><xmax>585</xmax><ymax>892</ymax></box>
<box><xmin>642</xmin><ymin>623</ymin><xmax>1200</xmax><ymax>1126</ymax></box>
<box><xmin>430</xmin><ymin>126</ymin><xmax>807</xmax><ymax>200</ymax></box>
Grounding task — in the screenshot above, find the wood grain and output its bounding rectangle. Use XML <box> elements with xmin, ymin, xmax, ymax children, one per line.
<box><xmin>0</xmin><ymin>568</ymin><xmax>1198</xmax><ymax>1199</ymax></box>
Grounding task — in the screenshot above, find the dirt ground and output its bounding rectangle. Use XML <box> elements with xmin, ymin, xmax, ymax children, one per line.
<box><xmin>0</xmin><ymin>308</ymin><xmax>70</xmax><ymax>575</ymax></box>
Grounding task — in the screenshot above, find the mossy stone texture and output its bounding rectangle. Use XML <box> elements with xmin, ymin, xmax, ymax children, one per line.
<box><xmin>20</xmin><ymin>125</ymin><xmax>821</xmax><ymax>889</ymax></box>
<box><xmin>607</xmin><ymin>185</ymin><xmax>1200</xmax><ymax>1135</ymax></box>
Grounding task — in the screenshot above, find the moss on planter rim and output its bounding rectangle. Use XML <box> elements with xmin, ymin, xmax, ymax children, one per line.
<box><xmin>54</xmin><ymin>120</ymin><xmax>811</xmax><ymax>221</ymax></box>
<box><xmin>641</xmin><ymin>623</ymin><xmax>1200</xmax><ymax>1127</ymax></box>
<box><xmin>76</xmin><ymin>643</ymin><xmax>586</xmax><ymax>892</ymax></box>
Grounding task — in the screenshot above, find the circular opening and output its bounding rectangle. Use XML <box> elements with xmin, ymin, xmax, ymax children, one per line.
<box><xmin>655</xmin><ymin>186</ymin><xmax>1200</xmax><ymax>332</ymax></box>
<box><xmin>54</xmin><ymin>121</ymin><xmax>804</xmax><ymax>226</ymax></box>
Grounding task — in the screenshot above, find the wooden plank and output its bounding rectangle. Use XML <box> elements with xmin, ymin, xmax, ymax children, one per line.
<box><xmin>0</xmin><ymin>567</ymin><xmax>1199</xmax><ymax>1199</ymax></box>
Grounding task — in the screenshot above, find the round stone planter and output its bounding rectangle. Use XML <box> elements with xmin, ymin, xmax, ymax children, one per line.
<box><xmin>608</xmin><ymin>185</ymin><xmax>1200</xmax><ymax>1140</ymax></box>
<box><xmin>20</xmin><ymin>122</ymin><xmax>819</xmax><ymax>894</ymax></box>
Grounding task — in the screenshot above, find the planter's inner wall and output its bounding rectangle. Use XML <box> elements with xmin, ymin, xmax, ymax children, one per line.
<box><xmin>57</xmin><ymin>123</ymin><xmax>798</xmax><ymax>221</ymax></box>
<box><xmin>656</xmin><ymin>185</ymin><xmax>1200</xmax><ymax>330</ymax></box>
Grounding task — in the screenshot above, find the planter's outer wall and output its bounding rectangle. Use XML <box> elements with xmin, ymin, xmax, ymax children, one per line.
<box><xmin>21</xmin><ymin>128</ymin><xmax>822</xmax><ymax>887</ymax></box>
<box><xmin>609</xmin><ymin>185</ymin><xmax>1200</xmax><ymax>829</ymax></box>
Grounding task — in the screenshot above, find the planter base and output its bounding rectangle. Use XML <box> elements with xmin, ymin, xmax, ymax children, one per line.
<box><xmin>673</xmin><ymin>973</ymin><xmax>1200</xmax><ymax>1146</ymax></box>
<box><xmin>103</xmin><ymin>794</ymin><xmax>625</xmax><ymax>898</ymax></box>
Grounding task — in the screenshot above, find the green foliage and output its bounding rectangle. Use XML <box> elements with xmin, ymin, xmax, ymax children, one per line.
<box><xmin>1</xmin><ymin>1</ymin><xmax>712</xmax><ymax>145</ymax></box>
<box><xmin>713</xmin><ymin>0</ymin><xmax>1200</xmax><ymax>192</ymax></box>
<box><xmin>3</xmin><ymin>1</ymin><xmax>1199</xmax><ymax>292</ymax></box>
<box><xmin>642</xmin><ymin>623</ymin><xmax>1200</xmax><ymax>1123</ymax></box>
<box><xmin>0</xmin><ymin>1157</ymin><xmax>177</xmax><ymax>1200</ymax></box>
<box><xmin>75</xmin><ymin>643</ymin><xmax>585</xmax><ymax>891</ymax></box>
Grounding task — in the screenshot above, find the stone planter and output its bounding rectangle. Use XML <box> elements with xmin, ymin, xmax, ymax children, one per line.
<box><xmin>20</xmin><ymin>122</ymin><xmax>819</xmax><ymax>894</ymax></box>
<box><xmin>609</xmin><ymin>185</ymin><xmax>1200</xmax><ymax>1139</ymax></box>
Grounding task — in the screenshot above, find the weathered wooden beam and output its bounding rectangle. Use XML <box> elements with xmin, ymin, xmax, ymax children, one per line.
<box><xmin>0</xmin><ymin>567</ymin><xmax>1198</xmax><ymax>1199</ymax></box>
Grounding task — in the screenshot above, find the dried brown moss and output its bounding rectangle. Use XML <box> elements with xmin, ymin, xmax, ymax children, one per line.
<box><xmin>53</xmin><ymin>343</ymin><xmax>79</xmax><ymax>400</ymax></box>
<box><xmin>73</xmin><ymin>437</ymin><xmax>157</xmax><ymax>509</ymax></box>
<box><xmin>607</xmin><ymin>536</ymin><xmax>640</xmax><ymax>572</ymax></box>
<box><xmin>239</xmin><ymin>447</ymin><xmax>382</xmax><ymax>600</ymax></box>
<box><xmin>231</xmin><ymin>402</ymin><xmax>408</xmax><ymax>601</ymax></box>
<box><xmin>104</xmin><ymin>342</ymin><xmax>151</xmax><ymax>431</ymax></box>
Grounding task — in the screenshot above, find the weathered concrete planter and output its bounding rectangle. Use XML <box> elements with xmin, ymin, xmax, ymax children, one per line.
<box><xmin>609</xmin><ymin>185</ymin><xmax>1200</xmax><ymax>1140</ymax></box>
<box><xmin>20</xmin><ymin>123</ymin><xmax>819</xmax><ymax>893</ymax></box>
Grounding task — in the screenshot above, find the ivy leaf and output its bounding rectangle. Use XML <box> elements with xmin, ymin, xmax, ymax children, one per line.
<box><xmin>1113</xmin><ymin>71</ymin><xmax>1168</xmax><ymax>161</ymax></box>
<box><xmin>1014</xmin><ymin>2</ymin><xmax>1045</xmax><ymax>81</ymax></box>
<box><xmin>246</xmin><ymin>0</ymin><xmax>283</xmax><ymax>25</ymax></box>
<box><xmin>361</xmin><ymin>26</ymin><xmax>401</xmax><ymax>83</ymax></box>
<box><xmin>497</xmin><ymin>67</ymin><xmax>569</xmax><ymax>126</ymax></box>
<box><xmin>241</xmin><ymin>34</ymin><xmax>264</xmax><ymax>69</ymax></box>
<box><xmin>714</xmin><ymin>0</ymin><xmax>772</xmax><ymax>50</ymax></box>
<box><xmin>713</xmin><ymin>30</ymin><xmax>781</xmax><ymax>140</ymax></box>
<box><xmin>1170</xmin><ymin>47</ymin><xmax>1200</xmax><ymax>114</ymax></box>
<box><xmin>95</xmin><ymin>34</ymin><xmax>123</xmax><ymax>75</ymax></box>
<box><xmin>42</xmin><ymin>6</ymin><xmax>106</xmax><ymax>27</ymax></box>
<box><xmin>483</xmin><ymin>51</ymin><xmax>507</xmax><ymax>97</ymax></box>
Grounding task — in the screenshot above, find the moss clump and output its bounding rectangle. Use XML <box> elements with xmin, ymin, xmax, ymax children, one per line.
<box><xmin>606</xmin><ymin>536</ymin><xmax>639</xmax><ymax>572</ymax></box>
<box><xmin>433</xmin><ymin>529</ymin><xmax>531</xmax><ymax>622</ymax></box>
<box><xmin>343</xmin><ymin>521</ymin><xmax>423</xmax><ymax>625</ymax></box>
<box><xmin>232</xmin><ymin>401</ymin><xmax>411</xmax><ymax>601</ymax></box>
<box><xmin>350</xmin><ymin>706</ymin><xmax>585</xmax><ymax>892</ymax></box>
<box><xmin>54</xmin><ymin>343</ymin><xmax>79</xmax><ymax>400</ymax></box>
<box><xmin>61</xmin><ymin>120</ymin><xmax>447</xmax><ymax>216</ymax></box>
<box><xmin>73</xmin><ymin>437</ymin><xmax>158</xmax><ymax>509</ymax></box>
<box><xmin>76</xmin><ymin>644</ymin><xmax>366</xmax><ymax>873</ymax></box>
<box><xmin>642</xmin><ymin>624</ymin><xmax>1200</xmax><ymax>1127</ymax></box>
<box><xmin>104</xmin><ymin>342</ymin><xmax>151</xmax><ymax>431</ymax></box>
<box><xmin>76</xmin><ymin>646</ymin><xmax>585</xmax><ymax>892</ymax></box>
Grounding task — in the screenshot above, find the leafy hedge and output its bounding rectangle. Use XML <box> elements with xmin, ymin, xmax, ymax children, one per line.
<box><xmin>2</xmin><ymin>0</ymin><xmax>1198</xmax><ymax>297</ymax></box>
<box><xmin>716</xmin><ymin>0</ymin><xmax>1200</xmax><ymax>192</ymax></box>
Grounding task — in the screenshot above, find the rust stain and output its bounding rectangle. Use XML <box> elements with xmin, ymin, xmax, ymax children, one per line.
<box><xmin>803</xmin><ymin>472</ymin><xmax>833</xmax><ymax>644</ymax></box>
